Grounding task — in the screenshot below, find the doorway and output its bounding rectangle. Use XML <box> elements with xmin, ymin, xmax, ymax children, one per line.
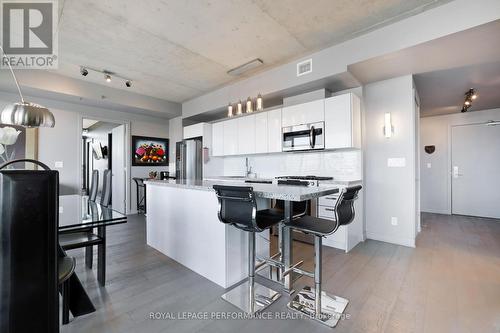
<box><xmin>451</xmin><ymin>122</ymin><xmax>500</xmax><ymax>219</ymax></box>
<box><xmin>82</xmin><ymin>119</ymin><xmax>127</xmax><ymax>214</ymax></box>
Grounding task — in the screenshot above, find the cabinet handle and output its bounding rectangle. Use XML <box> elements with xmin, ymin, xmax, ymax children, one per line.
<box><xmin>325</xmin><ymin>208</ymin><xmax>335</xmax><ymax>212</ymax></box>
<box><xmin>325</xmin><ymin>197</ymin><xmax>336</xmax><ymax>200</ymax></box>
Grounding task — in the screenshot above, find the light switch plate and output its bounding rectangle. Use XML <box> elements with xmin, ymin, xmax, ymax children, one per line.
<box><xmin>59</xmin><ymin>206</ymin><xmax>63</xmax><ymax>213</ymax></box>
<box><xmin>427</xmin><ymin>163</ymin><xmax>432</xmax><ymax>168</ymax></box>
<box><xmin>55</xmin><ymin>161</ymin><xmax>63</xmax><ymax>168</ymax></box>
<box><xmin>387</xmin><ymin>158</ymin><xmax>406</xmax><ymax>168</ymax></box>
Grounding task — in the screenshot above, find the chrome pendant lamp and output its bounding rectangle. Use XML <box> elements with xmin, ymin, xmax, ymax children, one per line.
<box><xmin>0</xmin><ymin>45</ymin><xmax>55</xmax><ymax>128</ymax></box>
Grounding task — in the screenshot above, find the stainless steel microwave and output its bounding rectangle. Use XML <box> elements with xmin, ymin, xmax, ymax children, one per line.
<box><xmin>282</xmin><ymin>121</ymin><xmax>325</xmax><ymax>152</ymax></box>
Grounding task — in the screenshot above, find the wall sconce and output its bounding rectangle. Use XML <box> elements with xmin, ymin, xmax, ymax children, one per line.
<box><xmin>384</xmin><ymin>112</ymin><xmax>393</xmax><ymax>138</ymax></box>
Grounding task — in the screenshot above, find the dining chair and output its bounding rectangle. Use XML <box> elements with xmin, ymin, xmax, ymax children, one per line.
<box><xmin>58</xmin><ymin>246</ymin><xmax>76</xmax><ymax>325</ymax></box>
<box><xmin>59</xmin><ymin>201</ymin><xmax>106</xmax><ymax>286</ymax></box>
<box><xmin>100</xmin><ymin>169</ymin><xmax>112</xmax><ymax>207</ymax></box>
<box><xmin>89</xmin><ymin>170</ymin><xmax>99</xmax><ymax>202</ymax></box>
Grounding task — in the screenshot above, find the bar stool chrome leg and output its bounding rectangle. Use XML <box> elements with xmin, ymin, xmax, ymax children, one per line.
<box><xmin>221</xmin><ymin>231</ymin><xmax>281</xmax><ymax>314</ymax></box>
<box><xmin>287</xmin><ymin>235</ymin><xmax>349</xmax><ymax>328</ymax></box>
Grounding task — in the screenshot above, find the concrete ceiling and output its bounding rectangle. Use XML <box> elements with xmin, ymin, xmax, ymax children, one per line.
<box><xmin>347</xmin><ymin>20</ymin><xmax>500</xmax><ymax>117</ymax></box>
<box><xmin>55</xmin><ymin>0</ymin><xmax>450</xmax><ymax>104</ymax></box>
<box><xmin>414</xmin><ymin>62</ymin><xmax>500</xmax><ymax>117</ymax></box>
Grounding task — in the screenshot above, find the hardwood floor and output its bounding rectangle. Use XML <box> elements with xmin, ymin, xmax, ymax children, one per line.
<box><xmin>62</xmin><ymin>213</ymin><xmax>500</xmax><ymax>333</ymax></box>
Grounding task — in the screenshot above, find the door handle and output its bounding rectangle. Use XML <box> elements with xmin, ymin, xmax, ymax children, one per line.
<box><xmin>309</xmin><ymin>126</ymin><xmax>316</xmax><ymax>148</ymax></box>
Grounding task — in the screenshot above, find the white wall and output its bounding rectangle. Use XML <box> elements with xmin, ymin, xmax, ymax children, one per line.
<box><xmin>420</xmin><ymin>108</ymin><xmax>500</xmax><ymax>214</ymax></box>
<box><xmin>0</xmin><ymin>90</ymin><xmax>169</xmax><ymax>214</ymax></box>
<box><xmin>168</xmin><ymin>116</ymin><xmax>183</xmax><ymax>175</ymax></box>
<box><xmin>364</xmin><ymin>75</ymin><xmax>417</xmax><ymax>247</ymax></box>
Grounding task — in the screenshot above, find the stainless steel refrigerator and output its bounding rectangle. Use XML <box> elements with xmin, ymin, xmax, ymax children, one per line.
<box><xmin>176</xmin><ymin>138</ymin><xmax>203</xmax><ymax>180</ymax></box>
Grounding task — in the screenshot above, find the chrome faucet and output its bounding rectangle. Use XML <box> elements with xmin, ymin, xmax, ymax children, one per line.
<box><xmin>245</xmin><ymin>157</ymin><xmax>252</xmax><ymax>177</ymax></box>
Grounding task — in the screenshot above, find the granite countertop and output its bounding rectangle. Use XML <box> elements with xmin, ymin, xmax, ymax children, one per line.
<box><xmin>204</xmin><ymin>176</ymin><xmax>362</xmax><ymax>187</ymax></box>
<box><xmin>145</xmin><ymin>179</ymin><xmax>339</xmax><ymax>201</ymax></box>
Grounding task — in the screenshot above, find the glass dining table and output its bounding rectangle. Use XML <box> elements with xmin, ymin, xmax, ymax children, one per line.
<box><xmin>59</xmin><ymin>194</ymin><xmax>127</xmax><ymax>231</ymax></box>
<box><xmin>58</xmin><ymin>194</ymin><xmax>127</xmax><ymax>317</ymax></box>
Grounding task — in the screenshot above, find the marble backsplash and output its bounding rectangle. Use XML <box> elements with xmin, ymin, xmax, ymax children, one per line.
<box><xmin>209</xmin><ymin>149</ymin><xmax>362</xmax><ymax>180</ymax></box>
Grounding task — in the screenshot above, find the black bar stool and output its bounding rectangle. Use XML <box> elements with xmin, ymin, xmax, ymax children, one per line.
<box><xmin>285</xmin><ymin>185</ymin><xmax>362</xmax><ymax>327</ymax></box>
<box><xmin>133</xmin><ymin>177</ymin><xmax>146</xmax><ymax>214</ymax></box>
<box><xmin>213</xmin><ymin>185</ymin><xmax>283</xmax><ymax>314</ymax></box>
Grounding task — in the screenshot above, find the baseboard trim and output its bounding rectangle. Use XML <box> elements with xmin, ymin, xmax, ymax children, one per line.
<box><xmin>421</xmin><ymin>208</ymin><xmax>450</xmax><ymax>215</ymax></box>
<box><xmin>365</xmin><ymin>231</ymin><xmax>415</xmax><ymax>248</ymax></box>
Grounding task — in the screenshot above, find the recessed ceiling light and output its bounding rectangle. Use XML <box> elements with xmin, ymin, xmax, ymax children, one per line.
<box><xmin>105</xmin><ymin>74</ymin><xmax>111</xmax><ymax>82</ymax></box>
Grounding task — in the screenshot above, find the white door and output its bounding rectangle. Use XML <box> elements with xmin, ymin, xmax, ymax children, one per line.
<box><xmin>451</xmin><ymin>123</ymin><xmax>500</xmax><ymax>218</ymax></box>
<box><xmin>112</xmin><ymin>125</ymin><xmax>126</xmax><ymax>213</ymax></box>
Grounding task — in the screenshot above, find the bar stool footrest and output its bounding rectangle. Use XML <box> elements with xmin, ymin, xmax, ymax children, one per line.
<box><xmin>222</xmin><ymin>280</ymin><xmax>281</xmax><ymax>314</ymax></box>
<box><xmin>287</xmin><ymin>286</ymin><xmax>349</xmax><ymax>328</ymax></box>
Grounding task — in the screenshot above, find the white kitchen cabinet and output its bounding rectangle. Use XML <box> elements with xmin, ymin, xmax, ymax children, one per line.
<box><xmin>223</xmin><ymin>118</ymin><xmax>238</xmax><ymax>155</ymax></box>
<box><xmin>237</xmin><ymin>115</ymin><xmax>255</xmax><ymax>155</ymax></box>
<box><xmin>267</xmin><ymin>108</ymin><xmax>282</xmax><ymax>153</ymax></box>
<box><xmin>212</xmin><ymin>122</ymin><xmax>224</xmax><ymax>156</ymax></box>
<box><xmin>255</xmin><ymin>112</ymin><xmax>268</xmax><ymax>154</ymax></box>
<box><xmin>324</xmin><ymin>93</ymin><xmax>361</xmax><ymax>149</ymax></box>
<box><xmin>183</xmin><ymin>123</ymin><xmax>204</xmax><ymax>139</ymax></box>
<box><xmin>281</xmin><ymin>99</ymin><xmax>324</xmax><ymax>127</ymax></box>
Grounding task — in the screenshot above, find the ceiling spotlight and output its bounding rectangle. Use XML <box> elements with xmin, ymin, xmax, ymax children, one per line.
<box><xmin>461</xmin><ymin>88</ymin><xmax>477</xmax><ymax>113</ymax></box>
<box><xmin>125</xmin><ymin>80</ymin><xmax>132</xmax><ymax>87</ymax></box>
<box><xmin>80</xmin><ymin>67</ymin><xmax>88</xmax><ymax>76</ymax></box>
<box><xmin>105</xmin><ymin>74</ymin><xmax>111</xmax><ymax>82</ymax></box>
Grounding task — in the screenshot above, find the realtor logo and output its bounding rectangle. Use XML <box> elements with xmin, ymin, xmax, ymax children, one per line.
<box><xmin>0</xmin><ymin>0</ymin><xmax>58</xmax><ymax>69</ymax></box>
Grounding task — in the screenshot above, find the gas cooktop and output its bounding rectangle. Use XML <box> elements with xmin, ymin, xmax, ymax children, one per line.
<box><xmin>276</xmin><ymin>175</ymin><xmax>334</xmax><ymax>181</ymax></box>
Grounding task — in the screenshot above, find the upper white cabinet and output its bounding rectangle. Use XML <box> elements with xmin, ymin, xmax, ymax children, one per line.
<box><xmin>237</xmin><ymin>115</ymin><xmax>256</xmax><ymax>154</ymax></box>
<box><xmin>212</xmin><ymin>122</ymin><xmax>224</xmax><ymax>156</ymax></box>
<box><xmin>281</xmin><ymin>99</ymin><xmax>324</xmax><ymax>127</ymax></box>
<box><xmin>255</xmin><ymin>112</ymin><xmax>268</xmax><ymax>154</ymax></box>
<box><xmin>223</xmin><ymin>118</ymin><xmax>238</xmax><ymax>155</ymax></box>
<box><xmin>183</xmin><ymin>123</ymin><xmax>204</xmax><ymax>139</ymax></box>
<box><xmin>324</xmin><ymin>93</ymin><xmax>361</xmax><ymax>149</ymax></box>
<box><xmin>211</xmin><ymin>92</ymin><xmax>361</xmax><ymax>156</ymax></box>
<box><xmin>267</xmin><ymin>109</ymin><xmax>282</xmax><ymax>153</ymax></box>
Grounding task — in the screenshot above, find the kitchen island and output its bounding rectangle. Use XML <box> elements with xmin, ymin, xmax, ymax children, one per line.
<box><xmin>145</xmin><ymin>179</ymin><xmax>339</xmax><ymax>289</ymax></box>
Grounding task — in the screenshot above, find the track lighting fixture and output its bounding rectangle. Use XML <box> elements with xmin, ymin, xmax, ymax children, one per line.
<box><xmin>461</xmin><ymin>88</ymin><xmax>477</xmax><ymax>113</ymax></box>
<box><xmin>78</xmin><ymin>66</ymin><xmax>133</xmax><ymax>87</ymax></box>
<box><xmin>80</xmin><ymin>67</ymin><xmax>88</xmax><ymax>76</ymax></box>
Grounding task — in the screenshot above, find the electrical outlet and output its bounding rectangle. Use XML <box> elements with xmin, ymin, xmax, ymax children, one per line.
<box><xmin>59</xmin><ymin>206</ymin><xmax>63</xmax><ymax>214</ymax></box>
<box><xmin>391</xmin><ymin>217</ymin><xmax>398</xmax><ymax>226</ymax></box>
<box><xmin>54</xmin><ymin>161</ymin><xmax>64</xmax><ymax>168</ymax></box>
